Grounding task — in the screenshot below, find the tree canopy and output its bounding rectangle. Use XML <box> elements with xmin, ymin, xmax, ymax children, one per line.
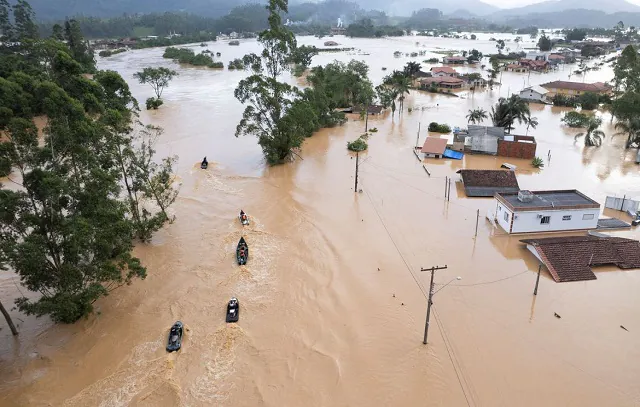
<box><xmin>0</xmin><ymin>1</ymin><xmax>178</xmax><ymax>325</ymax></box>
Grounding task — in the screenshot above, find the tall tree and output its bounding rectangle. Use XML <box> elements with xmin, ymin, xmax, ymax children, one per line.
<box><xmin>12</xmin><ymin>0</ymin><xmax>38</xmax><ymax>40</ymax></box>
<box><xmin>63</xmin><ymin>19</ymin><xmax>95</xmax><ymax>72</ymax></box>
<box><xmin>576</xmin><ymin>117</ymin><xmax>605</xmax><ymax>147</ymax></box>
<box><xmin>234</xmin><ymin>0</ymin><xmax>305</xmax><ymax>164</ymax></box>
<box><xmin>134</xmin><ymin>67</ymin><xmax>178</xmax><ymax>100</ymax></box>
<box><xmin>403</xmin><ymin>61</ymin><xmax>421</xmax><ymax>79</ymax></box>
<box><xmin>614</xmin><ymin>117</ymin><xmax>640</xmax><ymax>148</ymax></box>
<box><xmin>537</xmin><ymin>34</ymin><xmax>552</xmax><ymax>51</ymax></box>
<box><xmin>0</xmin><ymin>0</ymin><xmax>13</xmax><ymax>42</ymax></box>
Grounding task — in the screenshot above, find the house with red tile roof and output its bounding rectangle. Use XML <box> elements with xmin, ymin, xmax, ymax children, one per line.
<box><xmin>419</xmin><ymin>76</ymin><xmax>465</xmax><ymax>89</ymax></box>
<box><xmin>442</xmin><ymin>55</ymin><xmax>466</xmax><ymax>64</ymax></box>
<box><xmin>430</xmin><ymin>66</ymin><xmax>458</xmax><ymax>77</ymax></box>
<box><xmin>541</xmin><ymin>81</ymin><xmax>612</xmax><ymax>97</ymax></box>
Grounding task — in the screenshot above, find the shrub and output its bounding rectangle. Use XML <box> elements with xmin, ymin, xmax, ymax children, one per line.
<box><xmin>369</xmin><ymin>127</ymin><xmax>378</xmax><ymax>133</ymax></box>
<box><xmin>531</xmin><ymin>157</ymin><xmax>544</xmax><ymax>168</ymax></box>
<box><xmin>211</xmin><ymin>61</ymin><xmax>223</xmax><ymax>68</ymax></box>
<box><xmin>145</xmin><ymin>97</ymin><xmax>164</xmax><ymax>110</ymax></box>
<box><xmin>428</xmin><ymin>122</ymin><xmax>451</xmax><ymax>133</ymax></box>
<box><xmin>98</xmin><ymin>48</ymin><xmax>126</xmax><ymax>57</ymax></box>
<box><xmin>424</xmin><ymin>58</ymin><xmax>439</xmax><ymax>63</ymax></box>
<box><xmin>561</xmin><ymin>111</ymin><xmax>590</xmax><ymax>128</ymax></box>
<box><xmin>551</xmin><ymin>94</ymin><xmax>578</xmax><ymax>107</ymax></box>
<box><xmin>347</xmin><ymin>137</ymin><xmax>368</xmax><ymax>152</ymax></box>
<box><xmin>578</xmin><ymin>92</ymin><xmax>599</xmax><ymax>110</ymax></box>
<box><xmin>163</xmin><ymin>47</ymin><xmax>221</xmax><ymax>68</ymax></box>
<box><xmin>228</xmin><ymin>58</ymin><xmax>245</xmax><ymax>70</ymax></box>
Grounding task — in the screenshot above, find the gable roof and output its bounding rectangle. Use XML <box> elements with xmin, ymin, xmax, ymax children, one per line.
<box><xmin>456</xmin><ymin>169</ymin><xmax>520</xmax><ymax>197</ymax></box>
<box><xmin>541</xmin><ymin>81</ymin><xmax>610</xmax><ymax>92</ymax></box>
<box><xmin>431</xmin><ymin>66</ymin><xmax>457</xmax><ymax>74</ymax></box>
<box><xmin>421</xmin><ymin>137</ymin><xmax>448</xmax><ymax>155</ymax></box>
<box><xmin>521</xmin><ymin>236</ymin><xmax>640</xmax><ymax>282</ymax></box>
<box><xmin>419</xmin><ymin>77</ymin><xmax>464</xmax><ymax>85</ymax></box>
<box><xmin>444</xmin><ymin>56</ymin><xmax>466</xmax><ymax>61</ymax></box>
<box><xmin>521</xmin><ymin>85</ymin><xmax>548</xmax><ymax>95</ymax></box>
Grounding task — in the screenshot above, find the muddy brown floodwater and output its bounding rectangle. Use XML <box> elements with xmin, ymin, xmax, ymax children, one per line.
<box><xmin>2</xmin><ymin>34</ymin><xmax>640</xmax><ymax>407</ymax></box>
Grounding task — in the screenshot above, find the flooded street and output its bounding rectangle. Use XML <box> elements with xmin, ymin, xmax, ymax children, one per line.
<box><xmin>1</xmin><ymin>34</ymin><xmax>640</xmax><ymax>406</ymax></box>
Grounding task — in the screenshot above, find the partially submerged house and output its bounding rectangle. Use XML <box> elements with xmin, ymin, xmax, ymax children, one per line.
<box><xmin>419</xmin><ymin>77</ymin><xmax>465</xmax><ymax>89</ymax></box>
<box><xmin>463</xmin><ymin>125</ymin><xmax>506</xmax><ymax>155</ymax></box>
<box><xmin>442</xmin><ymin>55</ymin><xmax>466</xmax><ymax>64</ymax></box>
<box><xmin>521</xmin><ymin>236</ymin><xmax>640</xmax><ymax>282</ymax></box>
<box><xmin>519</xmin><ymin>86</ymin><xmax>549</xmax><ymax>103</ymax></box>
<box><xmin>497</xmin><ymin>135</ymin><xmax>537</xmax><ymax>159</ymax></box>
<box><xmin>430</xmin><ymin>67</ymin><xmax>458</xmax><ymax>77</ymax></box>
<box><xmin>457</xmin><ymin>169</ymin><xmax>520</xmax><ymax>197</ymax></box>
<box><xmin>506</xmin><ymin>64</ymin><xmax>528</xmax><ymax>73</ymax></box>
<box><xmin>421</xmin><ymin>137</ymin><xmax>448</xmax><ymax>158</ymax></box>
<box><xmin>494</xmin><ymin>190</ymin><xmax>601</xmax><ymax>234</ymax></box>
<box><xmin>541</xmin><ymin>81</ymin><xmax>612</xmax><ymax>97</ymax></box>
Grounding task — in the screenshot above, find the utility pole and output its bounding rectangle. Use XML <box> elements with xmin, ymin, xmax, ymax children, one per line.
<box><xmin>354</xmin><ymin>151</ymin><xmax>359</xmax><ymax>192</ymax></box>
<box><xmin>421</xmin><ymin>265</ymin><xmax>448</xmax><ymax>344</ymax></box>
<box><xmin>474</xmin><ymin>209</ymin><xmax>480</xmax><ymax>237</ymax></box>
<box><xmin>533</xmin><ymin>264</ymin><xmax>541</xmax><ymax>295</ymax></box>
<box><xmin>416</xmin><ymin>122</ymin><xmax>421</xmax><ymax>148</ymax></box>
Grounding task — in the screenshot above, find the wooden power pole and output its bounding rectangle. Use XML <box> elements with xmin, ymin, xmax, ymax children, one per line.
<box><xmin>354</xmin><ymin>151</ymin><xmax>359</xmax><ymax>192</ymax></box>
<box><xmin>421</xmin><ymin>265</ymin><xmax>448</xmax><ymax>344</ymax></box>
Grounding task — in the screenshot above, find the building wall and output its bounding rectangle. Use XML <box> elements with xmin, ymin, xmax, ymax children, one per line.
<box><xmin>495</xmin><ymin>203</ymin><xmax>600</xmax><ymax>233</ymax></box>
<box><xmin>519</xmin><ymin>90</ymin><xmax>545</xmax><ymax>101</ymax></box>
<box><xmin>497</xmin><ymin>139</ymin><xmax>537</xmax><ymax>159</ymax></box>
<box><xmin>470</xmin><ymin>135</ymin><xmax>499</xmax><ymax>154</ymax></box>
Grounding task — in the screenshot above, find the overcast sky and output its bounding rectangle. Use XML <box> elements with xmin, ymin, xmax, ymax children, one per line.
<box><xmin>485</xmin><ymin>0</ymin><xmax>640</xmax><ymax>7</ymax></box>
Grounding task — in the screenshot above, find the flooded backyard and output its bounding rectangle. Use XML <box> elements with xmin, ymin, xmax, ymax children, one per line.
<box><xmin>1</xmin><ymin>34</ymin><xmax>640</xmax><ymax>406</ymax></box>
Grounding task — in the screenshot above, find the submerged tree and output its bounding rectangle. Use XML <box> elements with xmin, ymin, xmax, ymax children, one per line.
<box><xmin>235</xmin><ymin>0</ymin><xmax>305</xmax><ymax>164</ymax></box>
<box><xmin>490</xmin><ymin>95</ymin><xmax>534</xmax><ymax>133</ymax></box>
<box><xmin>614</xmin><ymin>117</ymin><xmax>640</xmax><ymax>148</ymax></box>
<box><xmin>134</xmin><ymin>67</ymin><xmax>178</xmax><ymax>109</ymax></box>
<box><xmin>576</xmin><ymin>117</ymin><xmax>605</xmax><ymax>147</ymax></box>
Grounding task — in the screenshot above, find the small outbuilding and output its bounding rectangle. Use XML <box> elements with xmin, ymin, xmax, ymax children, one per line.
<box><xmin>421</xmin><ymin>137</ymin><xmax>448</xmax><ymax>158</ymax></box>
<box><xmin>457</xmin><ymin>169</ymin><xmax>520</xmax><ymax>197</ymax></box>
<box><xmin>519</xmin><ymin>86</ymin><xmax>548</xmax><ymax>102</ymax></box>
<box><xmin>494</xmin><ymin>189</ymin><xmax>600</xmax><ymax>234</ymax></box>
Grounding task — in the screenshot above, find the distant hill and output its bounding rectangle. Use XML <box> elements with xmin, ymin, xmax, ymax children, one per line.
<box><xmin>501</xmin><ymin>9</ymin><xmax>640</xmax><ymax>28</ymax></box>
<box><xmin>492</xmin><ymin>0</ymin><xmax>640</xmax><ymax>18</ymax></box>
<box><xmin>359</xmin><ymin>0</ymin><xmax>497</xmax><ymax>16</ymax></box>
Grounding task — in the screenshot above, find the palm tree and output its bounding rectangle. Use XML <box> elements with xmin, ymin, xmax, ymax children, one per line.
<box><xmin>576</xmin><ymin>117</ymin><xmax>605</xmax><ymax>146</ymax></box>
<box><xmin>614</xmin><ymin>117</ymin><xmax>640</xmax><ymax>148</ymax></box>
<box><xmin>403</xmin><ymin>61</ymin><xmax>422</xmax><ymax>79</ymax></box>
<box><xmin>525</xmin><ymin>116</ymin><xmax>539</xmax><ymax>135</ymax></box>
<box><xmin>466</xmin><ymin>108</ymin><xmax>488</xmax><ymax>124</ymax></box>
<box><xmin>392</xmin><ymin>75</ymin><xmax>411</xmax><ymax>114</ymax></box>
<box><xmin>490</xmin><ymin>95</ymin><xmax>531</xmax><ymax>133</ymax></box>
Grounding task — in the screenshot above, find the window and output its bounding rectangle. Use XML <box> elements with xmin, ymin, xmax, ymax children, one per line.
<box><xmin>540</xmin><ymin>216</ymin><xmax>551</xmax><ymax>224</ymax></box>
<box><xmin>504</xmin><ymin>212</ymin><xmax>509</xmax><ymax>222</ymax></box>
<box><xmin>582</xmin><ymin>214</ymin><xmax>595</xmax><ymax>220</ymax></box>
<box><xmin>562</xmin><ymin>215</ymin><xmax>572</xmax><ymax>221</ymax></box>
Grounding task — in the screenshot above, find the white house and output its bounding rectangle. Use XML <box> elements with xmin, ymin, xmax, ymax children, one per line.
<box><xmin>494</xmin><ymin>190</ymin><xmax>600</xmax><ymax>234</ymax></box>
<box><xmin>519</xmin><ymin>86</ymin><xmax>549</xmax><ymax>102</ymax></box>
<box><xmin>525</xmin><ymin>51</ymin><xmax>549</xmax><ymax>61</ymax></box>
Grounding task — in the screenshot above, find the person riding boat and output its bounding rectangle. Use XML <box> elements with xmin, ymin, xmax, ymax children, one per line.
<box><xmin>201</xmin><ymin>156</ymin><xmax>208</xmax><ymax>169</ymax></box>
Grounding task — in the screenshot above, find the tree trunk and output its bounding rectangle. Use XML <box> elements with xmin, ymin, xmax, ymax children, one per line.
<box><xmin>0</xmin><ymin>300</ymin><xmax>18</xmax><ymax>336</ymax></box>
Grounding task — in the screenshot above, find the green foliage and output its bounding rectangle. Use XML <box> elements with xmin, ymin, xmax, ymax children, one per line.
<box><xmin>228</xmin><ymin>58</ymin><xmax>245</xmax><ymax>70</ymax></box>
<box><xmin>562</xmin><ymin>111</ymin><xmax>591</xmax><ymax>127</ymax></box>
<box><xmin>289</xmin><ymin>44</ymin><xmax>318</xmax><ymax>70</ymax></box>
<box><xmin>551</xmin><ymin>94</ymin><xmax>578</xmax><ymax>107</ymax></box>
<box><xmin>133</xmin><ymin>67</ymin><xmax>178</xmax><ymax>99</ymax></box>
<box><xmin>347</xmin><ymin>137</ymin><xmax>368</xmax><ymax>152</ymax></box>
<box><xmin>424</xmin><ymin>58</ymin><xmax>439</xmax><ymax>63</ymax></box>
<box><xmin>0</xmin><ymin>4</ymin><xmax>179</xmax><ymax>323</ymax></box>
<box><xmin>64</xmin><ymin>19</ymin><xmax>95</xmax><ymax>73</ymax></box>
<box><xmin>428</xmin><ymin>122</ymin><xmax>451</xmax><ymax>133</ymax></box>
<box><xmin>403</xmin><ymin>61</ymin><xmax>422</xmax><ymax>78</ymax></box>
<box><xmin>308</xmin><ymin>60</ymin><xmax>374</xmax><ymax>109</ymax></box>
<box><xmin>575</xmin><ymin>117</ymin><xmax>605</xmax><ymax>146</ymax></box>
<box><xmin>565</xmin><ymin>28</ymin><xmax>586</xmax><ymax>41</ymax></box>
<box><xmin>466</xmin><ymin>108</ymin><xmax>487</xmax><ymax>124</ymax></box>
<box><xmin>537</xmin><ymin>35</ymin><xmax>552</xmax><ymax>51</ymax></box>
<box><xmin>145</xmin><ymin>97</ymin><xmax>163</xmax><ymax>110</ymax></box>
<box><xmin>578</xmin><ymin>92</ymin><xmax>599</xmax><ymax>110</ymax></box>
<box><xmin>614</xmin><ymin>117</ymin><xmax>640</xmax><ymax>148</ymax></box>
<box><xmin>516</xmin><ymin>26</ymin><xmax>538</xmax><ymax>36</ymax></box>
<box><xmin>134</xmin><ymin>33</ymin><xmax>217</xmax><ymax>49</ymax></box>
<box><xmin>490</xmin><ymin>95</ymin><xmax>534</xmax><ymax>133</ymax></box>
<box><xmin>467</xmin><ymin>49</ymin><xmax>482</xmax><ymax>63</ymax></box>
<box><xmin>163</xmin><ymin>47</ymin><xmax>219</xmax><ymax>68</ymax></box>
<box><xmin>346</xmin><ymin>18</ymin><xmax>404</xmax><ymax>38</ymax></box>
<box><xmin>531</xmin><ymin>157</ymin><xmax>544</xmax><ymax>168</ymax></box>
<box><xmin>380</xmin><ymin>70</ymin><xmax>410</xmax><ymax>115</ymax></box>
<box><xmin>98</xmin><ymin>48</ymin><xmax>126</xmax><ymax>57</ymax></box>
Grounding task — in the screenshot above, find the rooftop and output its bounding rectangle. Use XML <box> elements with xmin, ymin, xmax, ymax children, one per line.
<box><xmin>421</xmin><ymin>137</ymin><xmax>448</xmax><ymax>155</ymax></box>
<box><xmin>521</xmin><ymin>85</ymin><xmax>548</xmax><ymax>95</ymax></box>
<box><xmin>456</xmin><ymin>169</ymin><xmax>520</xmax><ymax>197</ymax></box>
<box><xmin>541</xmin><ymin>81</ymin><xmax>611</xmax><ymax>92</ymax></box>
<box><xmin>444</xmin><ymin>56</ymin><xmax>466</xmax><ymax>60</ymax></box>
<box><xmin>420</xmin><ymin>77</ymin><xmax>464</xmax><ymax>85</ymax></box>
<box><xmin>496</xmin><ymin>190</ymin><xmax>600</xmax><ymax>212</ymax></box>
<box><xmin>521</xmin><ymin>236</ymin><xmax>640</xmax><ymax>282</ymax></box>
<box><xmin>431</xmin><ymin>66</ymin><xmax>458</xmax><ymax>74</ymax></box>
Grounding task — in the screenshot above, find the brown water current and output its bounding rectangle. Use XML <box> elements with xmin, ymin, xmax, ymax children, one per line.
<box><xmin>1</xmin><ymin>34</ymin><xmax>640</xmax><ymax>406</ymax></box>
